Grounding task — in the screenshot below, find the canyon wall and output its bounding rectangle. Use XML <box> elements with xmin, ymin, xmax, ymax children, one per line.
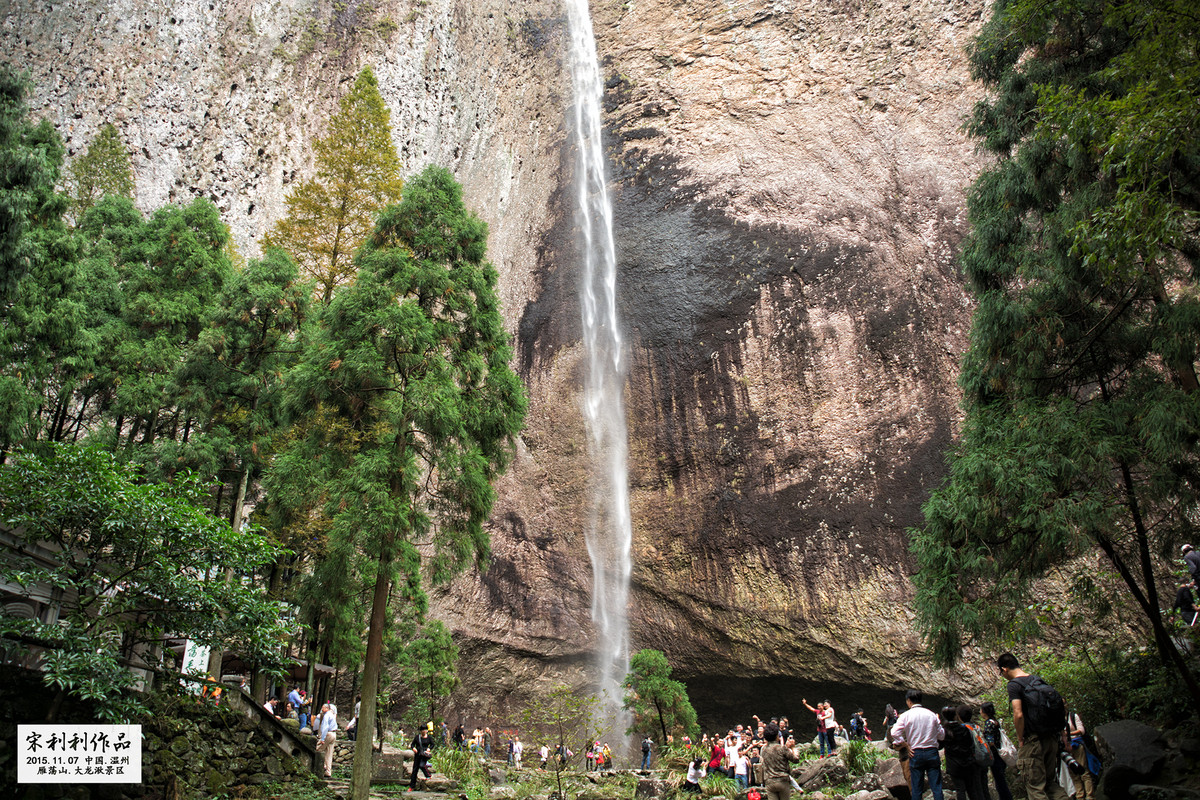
<box><xmin>3</xmin><ymin>0</ymin><xmax>993</xmax><ymax>723</ymax></box>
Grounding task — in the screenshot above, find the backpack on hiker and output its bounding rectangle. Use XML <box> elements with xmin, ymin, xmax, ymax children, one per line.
<box><xmin>965</xmin><ymin>723</ymin><xmax>993</xmax><ymax>768</ymax></box>
<box><xmin>1013</xmin><ymin>675</ymin><xmax>1067</xmax><ymax>735</ymax></box>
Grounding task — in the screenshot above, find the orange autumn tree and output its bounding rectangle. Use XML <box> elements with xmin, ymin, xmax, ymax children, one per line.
<box><xmin>264</xmin><ymin>66</ymin><xmax>404</xmax><ymax>304</ymax></box>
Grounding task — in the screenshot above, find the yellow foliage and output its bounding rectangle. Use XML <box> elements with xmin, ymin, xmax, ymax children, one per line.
<box><xmin>264</xmin><ymin>66</ymin><xmax>404</xmax><ymax>304</ymax></box>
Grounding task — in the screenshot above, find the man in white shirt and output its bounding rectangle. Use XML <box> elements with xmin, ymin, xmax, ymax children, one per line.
<box><xmin>889</xmin><ymin>689</ymin><xmax>944</xmax><ymax>800</ymax></box>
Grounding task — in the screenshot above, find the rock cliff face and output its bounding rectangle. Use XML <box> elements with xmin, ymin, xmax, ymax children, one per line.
<box><xmin>4</xmin><ymin>0</ymin><xmax>992</xmax><ymax>723</ymax></box>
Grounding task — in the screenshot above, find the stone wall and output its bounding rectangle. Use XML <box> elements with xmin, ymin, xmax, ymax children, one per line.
<box><xmin>0</xmin><ymin>668</ymin><xmax>318</xmax><ymax>799</ymax></box>
<box><xmin>141</xmin><ymin>697</ymin><xmax>317</xmax><ymax>797</ymax></box>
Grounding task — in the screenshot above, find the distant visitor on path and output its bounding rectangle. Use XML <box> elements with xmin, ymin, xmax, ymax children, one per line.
<box><xmin>997</xmin><ymin>652</ymin><xmax>1069</xmax><ymax>800</ymax></box>
<box><xmin>315</xmin><ymin>703</ymin><xmax>338</xmax><ymax>779</ymax></box>
<box><xmin>641</xmin><ymin>735</ymin><xmax>653</xmax><ymax>769</ymax></box>
<box><xmin>409</xmin><ymin>723</ymin><xmax>435</xmax><ymax>790</ymax></box>
<box><xmin>1184</xmin><ymin>544</ymin><xmax>1200</xmax><ymax>586</ymax></box>
<box><xmin>889</xmin><ymin>689</ymin><xmax>945</xmax><ymax>800</ymax></box>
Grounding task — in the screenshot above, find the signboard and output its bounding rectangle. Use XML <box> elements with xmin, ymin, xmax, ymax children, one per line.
<box><xmin>17</xmin><ymin>724</ymin><xmax>141</xmax><ymax>783</ymax></box>
<box><xmin>180</xmin><ymin>639</ymin><xmax>210</xmax><ymax>694</ymax></box>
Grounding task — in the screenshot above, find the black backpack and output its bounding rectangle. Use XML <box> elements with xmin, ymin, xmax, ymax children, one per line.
<box><xmin>1013</xmin><ymin>675</ymin><xmax>1066</xmax><ymax>735</ymax></box>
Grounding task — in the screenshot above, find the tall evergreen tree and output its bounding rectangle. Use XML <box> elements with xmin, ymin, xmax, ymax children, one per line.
<box><xmin>622</xmin><ymin>649</ymin><xmax>699</xmax><ymax>745</ymax></box>
<box><xmin>0</xmin><ymin>66</ymin><xmax>82</xmax><ymax>455</ymax></box>
<box><xmin>67</xmin><ymin>122</ymin><xmax>134</xmax><ymax>221</ymax></box>
<box><xmin>278</xmin><ymin>166</ymin><xmax>525</xmax><ymax>797</ymax></box>
<box><xmin>910</xmin><ymin>0</ymin><xmax>1200</xmax><ymax>710</ymax></box>
<box><xmin>263</xmin><ymin>66</ymin><xmax>404</xmax><ymax>305</ymax></box>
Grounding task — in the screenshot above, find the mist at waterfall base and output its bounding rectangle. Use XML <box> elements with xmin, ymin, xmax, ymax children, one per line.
<box><xmin>566</xmin><ymin>0</ymin><xmax>634</xmax><ymax>750</ymax></box>
<box><xmin>681</xmin><ymin>675</ymin><xmax>955</xmax><ymax>737</ymax></box>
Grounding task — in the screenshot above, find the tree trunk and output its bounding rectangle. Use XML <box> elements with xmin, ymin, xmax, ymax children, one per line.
<box><xmin>349</xmin><ymin>526</ymin><xmax>396</xmax><ymax>798</ymax></box>
<box><xmin>207</xmin><ymin>463</ymin><xmax>252</xmax><ymax>679</ymax></box>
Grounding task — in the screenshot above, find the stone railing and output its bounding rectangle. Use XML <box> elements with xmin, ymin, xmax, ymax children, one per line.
<box><xmin>219</xmin><ymin>683</ymin><xmax>320</xmax><ymax>774</ymax></box>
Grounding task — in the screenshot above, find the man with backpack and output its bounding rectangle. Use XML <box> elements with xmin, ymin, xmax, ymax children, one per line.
<box><xmin>996</xmin><ymin>653</ymin><xmax>1069</xmax><ymax>800</ymax></box>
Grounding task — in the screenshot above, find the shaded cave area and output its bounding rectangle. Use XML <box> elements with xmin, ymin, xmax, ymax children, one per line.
<box><xmin>681</xmin><ymin>673</ymin><xmax>954</xmax><ymax>737</ymax></box>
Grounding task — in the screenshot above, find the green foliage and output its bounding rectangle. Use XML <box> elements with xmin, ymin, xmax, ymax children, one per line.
<box><xmin>0</xmin><ymin>443</ymin><xmax>291</xmax><ymax>722</ymax></box>
<box><xmin>699</xmin><ymin>771</ymin><xmax>739</xmax><ymax>797</ymax></box>
<box><xmin>263</xmin><ymin>66</ymin><xmax>404</xmax><ymax>304</ymax></box>
<box><xmin>0</xmin><ymin>64</ymin><xmax>69</xmax><ymax>307</ymax></box>
<box><xmin>67</xmin><ymin>122</ymin><xmax>134</xmax><ymax>221</ymax></box>
<box><xmin>909</xmin><ymin>0</ymin><xmax>1200</xmax><ymax>709</ymax></box>
<box><xmin>397</xmin><ymin>620</ymin><xmax>459</xmax><ymax>731</ymax></box>
<box><xmin>623</xmin><ymin>649</ymin><xmax>700</xmax><ymax>743</ymax></box>
<box><xmin>278</xmin><ymin>165</ymin><xmax>526</xmax><ymax>798</ymax></box>
<box><xmin>429</xmin><ymin>746</ymin><xmax>484</xmax><ymax>783</ymax></box>
<box><xmin>518</xmin><ymin>684</ymin><xmax>601</xmax><ymax>799</ymax></box>
<box><xmin>840</xmin><ymin>739</ymin><xmax>879</xmax><ymax>776</ymax></box>
<box><xmin>982</xmin><ymin>644</ymin><xmax>1198</xmax><ymax>730</ymax></box>
<box><xmin>0</xmin><ymin>65</ymin><xmax>82</xmax><ymax>451</ymax></box>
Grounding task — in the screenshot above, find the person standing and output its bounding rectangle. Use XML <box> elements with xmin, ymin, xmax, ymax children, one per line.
<box><xmin>979</xmin><ymin>701</ymin><xmax>1014</xmax><ymax>800</ymax></box>
<box><xmin>800</xmin><ymin>699</ymin><xmax>828</xmax><ymax>756</ymax></box>
<box><xmin>760</xmin><ymin>724</ymin><xmax>799</xmax><ymax>800</ymax></box>
<box><xmin>1175</xmin><ymin>582</ymin><xmax>1198</xmax><ymax>625</ymax></box>
<box><xmin>1067</xmin><ymin>708</ymin><xmax>1096</xmax><ymax>800</ymax></box>
<box><xmin>315</xmin><ymin>703</ymin><xmax>338</xmax><ymax>778</ymax></box>
<box><xmin>1184</xmin><ymin>544</ymin><xmax>1200</xmax><ymax>586</ymax></box>
<box><xmin>997</xmin><ymin>653</ymin><xmax>1069</xmax><ymax>800</ymax></box>
<box><xmin>641</xmin><ymin>735</ymin><xmax>653</xmax><ymax>770</ymax></box>
<box><xmin>409</xmin><ymin>723</ymin><xmax>435</xmax><ymax>790</ymax></box>
<box><xmin>942</xmin><ymin>706</ymin><xmax>988</xmax><ymax>800</ymax></box>
<box><xmin>882</xmin><ymin>704</ymin><xmax>899</xmax><ymax>742</ymax></box>
<box><xmin>288</xmin><ymin>686</ymin><xmax>304</xmax><ymax>728</ymax></box>
<box><xmin>512</xmin><ymin>735</ymin><xmax>524</xmax><ymax>769</ymax></box>
<box><xmin>889</xmin><ymin>689</ymin><xmax>945</xmax><ymax>800</ymax></box>
<box><xmin>821</xmin><ymin>703</ymin><xmax>839</xmax><ymax>754</ymax></box>
<box><xmin>733</xmin><ymin>749</ymin><xmax>750</xmax><ymax>789</ymax></box>
<box><xmin>708</xmin><ymin>737</ymin><xmax>725</xmax><ymax>776</ymax></box>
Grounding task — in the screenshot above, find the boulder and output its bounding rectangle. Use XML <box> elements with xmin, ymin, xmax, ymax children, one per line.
<box><xmin>872</xmin><ymin>757</ymin><xmax>909</xmax><ymax>800</ymax></box>
<box><xmin>491</xmin><ymin>787</ymin><xmax>518</xmax><ymax>799</ymax></box>
<box><xmin>846</xmin><ymin>792</ymin><xmax>893</xmax><ymax>800</ymax></box>
<box><xmin>1130</xmin><ymin>786</ymin><xmax>1200</xmax><ymax>800</ymax></box>
<box><xmin>795</xmin><ymin>756</ymin><xmax>849</xmax><ymax>790</ymax></box>
<box><xmin>1096</xmin><ymin>721</ymin><xmax>1168</xmax><ymax>799</ymax></box>
<box><xmin>635</xmin><ymin>778</ymin><xmax>674</xmax><ymax>799</ymax></box>
<box><xmin>423</xmin><ymin>774</ymin><xmax>461</xmax><ymax>792</ymax></box>
<box><xmin>849</xmin><ymin>773</ymin><xmax>885</xmax><ymax>792</ymax></box>
<box><xmin>373</xmin><ymin>751</ymin><xmax>410</xmax><ymax>782</ymax></box>
<box><xmin>490</xmin><ymin>768</ymin><xmax>509</xmax><ymax>785</ymax></box>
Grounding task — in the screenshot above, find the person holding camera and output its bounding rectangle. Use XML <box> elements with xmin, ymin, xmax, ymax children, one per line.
<box><xmin>760</xmin><ymin>724</ymin><xmax>799</xmax><ymax>800</ymax></box>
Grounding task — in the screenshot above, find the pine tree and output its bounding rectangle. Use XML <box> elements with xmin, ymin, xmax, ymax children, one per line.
<box><xmin>910</xmin><ymin>0</ymin><xmax>1200</xmax><ymax>711</ymax></box>
<box><xmin>67</xmin><ymin>122</ymin><xmax>134</xmax><ymax>221</ymax></box>
<box><xmin>278</xmin><ymin>166</ymin><xmax>525</xmax><ymax>797</ymax></box>
<box><xmin>622</xmin><ymin>649</ymin><xmax>699</xmax><ymax>745</ymax></box>
<box><xmin>0</xmin><ymin>65</ymin><xmax>83</xmax><ymax>454</ymax></box>
<box><xmin>263</xmin><ymin>66</ymin><xmax>404</xmax><ymax>305</ymax></box>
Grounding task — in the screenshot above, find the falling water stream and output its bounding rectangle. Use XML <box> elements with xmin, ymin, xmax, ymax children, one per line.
<box><xmin>565</xmin><ymin>0</ymin><xmax>633</xmax><ymax>745</ymax></box>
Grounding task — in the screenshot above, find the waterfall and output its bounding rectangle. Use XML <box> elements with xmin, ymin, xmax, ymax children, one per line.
<box><xmin>565</xmin><ymin>0</ymin><xmax>633</xmax><ymax>746</ymax></box>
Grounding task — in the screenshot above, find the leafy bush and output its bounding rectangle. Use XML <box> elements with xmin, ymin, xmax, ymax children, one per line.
<box><xmin>982</xmin><ymin>643</ymin><xmax>1198</xmax><ymax>732</ymax></box>
<box><xmin>700</xmin><ymin>772</ymin><xmax>740</xmax><ymax>797</ymax></box>
<box><xmin>430</xmin><ymin>746</ymin><xmax>482</xmax><ymax>782</ymax></box>
<box><xmin>840</xmin><ymin>739</ymin><xmax>879</xmax><ymax>775</ymax></box>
